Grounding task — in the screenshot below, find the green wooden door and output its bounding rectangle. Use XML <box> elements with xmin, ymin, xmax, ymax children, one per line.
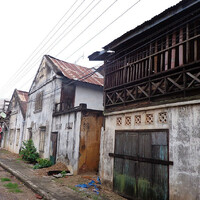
<box><xmin>113</xmin><ymin>130</ymin><xmax>170</xmax><ymax>200</ymax></box>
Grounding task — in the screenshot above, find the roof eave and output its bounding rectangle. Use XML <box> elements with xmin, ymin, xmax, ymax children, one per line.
<box><xmin>104</xmin><ymin>0</ymin><xmax>200</xmax><ymax>50</ymax></box>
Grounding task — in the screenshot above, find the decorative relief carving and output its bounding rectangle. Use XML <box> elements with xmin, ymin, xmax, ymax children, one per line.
<box><xmin>146</xmin><ymin>114</ymin><xmax>154</xmax><ymax>124</ymax></box>
<box><xmin>125</xmin><ymin>116</ymin><xmax>131</xmax><ymax>126</ymax></box>
<box><xmin>116</xmin><ymin>117</ymin><xmax>122</xmax><ymax>126</ymax></box>
<box><xmin>158</xmin><ymin>112</ymin><xmax>167</xmax><ymax>124</ymax></box>
<box><xmin>135</xmin><ymin>115</ymin><xmax>141</xmax><ymax>125</ymax></box>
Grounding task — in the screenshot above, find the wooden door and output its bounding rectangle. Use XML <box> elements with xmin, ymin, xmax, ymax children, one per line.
<box><xmin>112</xmin><ymin>130</ymin><xmax>172</xmax><ymax>200</ymax></box>
<box><xmin>50</xmin><ymin>132</ymin><xmax>58</xmax><ymax>164</ymax></box>
<box><xmin>79</xmin><ymin>112</ymin><xmax>103</xmax><ymax>173</ymax></box>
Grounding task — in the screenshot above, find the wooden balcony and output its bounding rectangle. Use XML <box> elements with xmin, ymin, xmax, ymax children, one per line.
<box><xmin>104</xmin><ymin>16</ymin><xmax>200</xmax><ymax>110</ymax></box>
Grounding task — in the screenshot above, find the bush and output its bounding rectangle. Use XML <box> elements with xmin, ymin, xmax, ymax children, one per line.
<box><xmin>19</xmin><ymin>139</ymin><xmax>39</xmax><ymax>163</ymax></box>
<box><xmin>33</xmin><ymin>158</ymin><xmax>53</xmax><ymax>169</ymax></box>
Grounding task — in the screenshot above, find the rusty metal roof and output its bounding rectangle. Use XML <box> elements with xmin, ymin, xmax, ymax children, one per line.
<box><xmin>47</xmin><ymin>55</ymin><xmax>104</xmax><ymax>87</ymax></box>
<box><xmin>16</xmin><ymin>90</ymin><xmax>28</xmax><ymax>118</ymax></box>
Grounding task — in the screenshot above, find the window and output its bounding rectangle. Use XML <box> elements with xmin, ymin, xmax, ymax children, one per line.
<box><xmin>60</xmin><ymin>84</ymin><xmax>75</xmax><ymax>110</ymax></box>
<box><xmin>39</xmin><ymin>127</ymin><xmax>46</xmax><ymax>153</ymax></box>
<box><xmin>35</xmin><ymin>92</ymin><xmax>43</xmax><ymax>112</ymax></box>
<box><xmin>16</xmin><ymin>129</ymin><xmax>20</xmax><ymax>146</ymax></box>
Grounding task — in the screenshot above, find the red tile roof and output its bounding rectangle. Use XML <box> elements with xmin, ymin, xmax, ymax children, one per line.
<box><xmin>48</xmin><ymin>55</ymin><xmax>103</xmax><ymax>86</ymax></box>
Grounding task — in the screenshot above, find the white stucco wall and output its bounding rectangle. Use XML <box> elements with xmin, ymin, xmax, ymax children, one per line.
<box><xmin>101</xmin><ymin>100</ymin><xmax>200</xmax><ymax>200</ymax></box>
<box><xmin>52</xmin><ymin>111</ymin><xmax>82</xmax><ymax>175</ymax></box>
<box><xmin>74</xmin><ymin>84</ymin><xmax>103</xmax><ymax>111</ymax></box>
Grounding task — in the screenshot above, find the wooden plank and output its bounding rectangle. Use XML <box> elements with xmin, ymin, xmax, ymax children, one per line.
<box><xmin>167</xmin><ymin>77</ymin><xmax>183</xmax><ymax>90</ymax></box>
<box><xmin>154</xmin><ymin>41</ymin><xmax>158</xmax><ymax>73</ymax></box>
<box><xmin>165</xmin><ymin>35</ymin><xmax>169</xmax><ymax>70</ymax></box>
<box><xmin>179</xmin><ymin>28</ymin><xmax>184</xmax><ymax>66</ymax></box>
<box><xmin>186</xmin><ymin>24</ymin><xmax>189</xmax><ymax>63</ymax></box>
<box><xmin>171</xmin><ymin>32</ymin><xmax>176</xmax><ymax>68</ymax></box>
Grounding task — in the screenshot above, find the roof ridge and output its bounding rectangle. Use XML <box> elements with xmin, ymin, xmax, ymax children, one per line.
<box><xmin>46</xmin><ymin>55</ymin><xmax>91</xmax><ymax>70</ymax></box>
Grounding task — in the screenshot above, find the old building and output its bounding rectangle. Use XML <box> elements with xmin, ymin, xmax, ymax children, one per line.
<box><xmin>89</xmin><ymin>0</ymin><xmax>200</xmax><ymax>199</ymax></box>
<box><xmin>0</xmin><ymin>99</ymin><xmax>9</xmax><ymax>147</ymax></box>
<box><xmin>3</xmin><ymin>90</ymin><xmax>28</xmax><ymax>153</ymax></box>
<box><xmin>25</xmin><ymin>55</ymin><xmax>103</xmax><ymax>174</ymax></box>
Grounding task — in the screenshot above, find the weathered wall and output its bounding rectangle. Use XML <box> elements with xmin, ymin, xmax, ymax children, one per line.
<box><xmin>101</xmin><ymin>100</ymin><xmax>200</xmax><ymax>199</ymax></box>
<box><xmin>75</xmin><ymin>84</ymin><xmax>103</xmax><ymax>111</ymax></box>
<box><xmin>168</xmin><ymin>105</ymin><xmax>200</xmax><ymax>200</ymax></box>
<box><xmin>5</xmin><ymin>100</ymin><xmax>25</xmax><ymax>154</ymax></box>
<box><xmin>52</xmin><ymin>111</ymin><xmax>82</xmax><ymax>175</ymax></box>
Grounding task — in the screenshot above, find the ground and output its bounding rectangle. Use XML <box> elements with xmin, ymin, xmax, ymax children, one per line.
<box><xmin>0</xmin><ymin>149</ymin><xmax>125</xmax><ymax>200</ymax></box>
<box><xmin>0</xmin><ymin>166</ymin><xmax>38</xmax><ymax>200</ymax></box>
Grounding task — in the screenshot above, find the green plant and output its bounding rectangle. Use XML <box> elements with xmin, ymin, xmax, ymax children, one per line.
<box><xmin>1</xmin><ymin>178</ymin><xmax>11</xmax><ymax>182</ymax></box>
<box><xmin>4</xmin><ymin>183</ymin><xmax>22</xmax><ymax>193</ymax></box>
<box><xmin>33</xmin><ymin>158</ymin><xmax>53</xmax><ymax>169</ymax></box>
<box><xmin>61</xmin><ymin>170</ymin><xmax>67</xmax><ymax>176</ymax></box>
<box><xmin>19</xmin><ymin>139</ymin><xmax>39</xmax><ymax>163</ymax></box>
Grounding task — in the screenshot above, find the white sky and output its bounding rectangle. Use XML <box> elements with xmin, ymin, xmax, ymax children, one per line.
<box><xmin>0</xmin><ymin>0</ymin><xmax>181</xmax><ymax>99</ymax></box>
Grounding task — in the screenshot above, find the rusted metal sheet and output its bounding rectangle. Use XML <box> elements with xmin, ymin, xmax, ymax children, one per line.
<box><xmin>48</xmin><ymin>56</ymin><xmax>103</xmax><ymax>86</ymax></box>
<box><xmin>78</xmin><ymin>111</ymin><xmax>103</xmax><ymax>173</ymax></box>
<box><xmin>112</xmin><ymin>131</ymin><xmax>169</xmax><ymax>200</ymax></box>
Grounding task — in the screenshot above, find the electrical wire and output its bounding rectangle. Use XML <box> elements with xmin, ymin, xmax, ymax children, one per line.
<box><xmin>56</xmin><ymin>0</ymin><xmax>119</xmax><ymax>56</ymax></box>
<box><xmin>64</xmin><ymin>0</ymin><xmax>142</xmax><ymax>59</ymax></box>
<box><xmin>12</xmin><ymin>0</ymin><xmax>103</xmax><ymax>87</ymax></box>
<box><xmin>2</xmin><ymin>0</ymin><xmax>142</xmax><ymax>96</ymax></box>
<box><xmin>0</xmin><ymin>0</ymin><xmax>79</xmax><ymax>91</ymax></box>
<box><xmin>2</xmin><ymin>0</ymin><xmax>106</xmax><ymax>93</ymax></box>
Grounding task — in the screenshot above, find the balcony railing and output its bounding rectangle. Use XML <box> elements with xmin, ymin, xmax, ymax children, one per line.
<box><xmin>53</xmin><ymin>103</ymin><xmax>87</xmax><ymax>116</ymax></box>
<box><xmin>105</xmin><ymin>62</ymin><xmax>200</xmax><ymax>108</ymax></box>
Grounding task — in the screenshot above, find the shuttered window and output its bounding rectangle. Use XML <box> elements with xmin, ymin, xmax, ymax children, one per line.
<box><xmin>39</xmin><ymin>127</ymin><xmax>46</xmax><ymax>153</ymax></box>
<box><xmin>35</xmin><ymin>92</ymin><xmax>43</xmax><ymax>112</ymax></box>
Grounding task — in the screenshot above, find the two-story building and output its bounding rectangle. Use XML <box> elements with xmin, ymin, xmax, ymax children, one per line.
<box><xmin>25</xmin><ymin>55</ymin><xmax>104</xmax><ymax>174</ymax></box>
<box><xmin>4</xmin><ymin>89</ymin><xmax>28</xmax><ymax>153</ymax></box>
<box><xmin>89</xmin><ymin>0</ymin><xmax>200</xmax><ymax>199</ymax></box>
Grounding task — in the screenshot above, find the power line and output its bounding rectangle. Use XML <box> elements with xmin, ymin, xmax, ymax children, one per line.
<box><xmin>0</xmin><ymin>0</ymin><xmax>82</xmax><ymax>92</ymax></box>
<box><xmin>13</xmin><ymin>0</ymin><xmax>102</xmax><ymax>84</ymax></box>
<box><xmin>2</xmin><ymin>0</ymin><xmax>142</xmax><ymax>96</ymax></box>
<box><xmin>56</xmin><ymin>0</ymin><xmax>118</xmax><ymax>57</ymax></box>
<box><xmin>16</xmin><ymin>0</ymin><xmax>115</xmax><ymax>81</ymax></box>
<box><xmin>65</xmin><ymin>0</ymin><xmax>142</xmax><ymax>59</ymax></box>
<box><xmin>2</xmin><ymin>0</ymin><xmax>102</xmax><ymax>93</ymax></box>
<box><xmin>2</xmin><ymin>0</ymin><xmax>115</xmax><ymax>94</ymax></box>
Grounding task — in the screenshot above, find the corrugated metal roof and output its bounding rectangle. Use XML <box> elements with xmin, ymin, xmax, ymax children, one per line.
<box><xmin>48</xmin><ymin>55</ymin><xmax>104</xmax><ymax>87</ymax></box>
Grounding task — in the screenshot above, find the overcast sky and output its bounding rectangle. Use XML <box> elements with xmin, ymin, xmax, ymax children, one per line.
<box><xmin>0</xmin><ymin>0</ymin><xmax>181</xmax><ymax>99</ymax></box>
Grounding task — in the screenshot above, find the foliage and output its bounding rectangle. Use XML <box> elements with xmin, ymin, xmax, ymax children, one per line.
<box><xmin>33</xmin><ymin>158</ymin><xmax>53</xmax><ymax>169</ymax></box>
<box><xmin>4</xmin><ymin>183</ymin><xmax>22</xmax><ymax>193</ymax></box>
<box><xmin>1</xmin><ymin>178</ymin><xmax>11</xmax><ymax>182</ymax></box>
<box><xmin>19</xmin><ymin>139</ymin><xmax>39</xmax><ymax>163</ymax></box>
